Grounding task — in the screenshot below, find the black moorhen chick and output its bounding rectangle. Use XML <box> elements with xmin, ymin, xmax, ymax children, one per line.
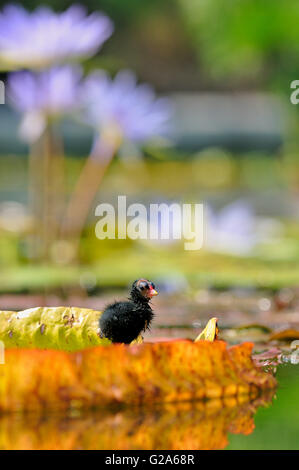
<box><xmin>99</xmin><ymin>279</ymin><xmax>158</xmax><ymax>344</ymax></box>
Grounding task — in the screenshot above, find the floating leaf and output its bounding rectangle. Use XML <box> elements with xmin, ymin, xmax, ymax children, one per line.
<box><xmin>252</xmin><ymin>347</ymin><xmax>283</xmax><ymax>368</ymax></box>
<box><xmin>194</xmin><ymin>317</ymin><xmax>219</xmax><ymax>342</ymax></box>
<box><xmin>269</xmin><ymin>329</ymin><xmax>299</xmax><ymax>341</ymax></box>
<box><xmin>220</xmin><ymin>324</ymin><xmax>272</xmax><ymax>344</ymax></box>
<box><xmin>0</xmin><ymin>340</ymin><xmax>276</xmax><ymax>412</ymax></box>
<box><xmin>0</xmin><ymin>307</ymin><xmax>111</xmax><ymax>351</ymax></box>
<box><xmin>236</xmin><ymin>324</ymin><xmax>272</xmax><ymax>334</ymax></box>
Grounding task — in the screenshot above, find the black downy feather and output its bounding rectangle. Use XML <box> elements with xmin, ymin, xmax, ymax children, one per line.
<box><xmin>99</xmin><ymin>279</ymin><xmax>156</xmax><ymax>344</ymax></box>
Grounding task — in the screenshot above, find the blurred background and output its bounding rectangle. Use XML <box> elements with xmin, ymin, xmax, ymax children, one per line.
<box><xmin>1</xmin><ymin>0</ymin><xmax>299</xmax><ymax>451</ymax></box>
<box><xmin>0</xmin><ymin>0</ymin><xmax>299</xmax><ymax>327</ymax></box>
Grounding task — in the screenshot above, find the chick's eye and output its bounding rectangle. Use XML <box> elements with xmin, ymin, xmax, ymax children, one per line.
<box><xmin>151</xmin><ymin>282</ymin><xmax>155</xmax><ymax>289</ymax></box>
<box><xmin>139</xmin><ymin>282</ymin><xmax>148</xmax><ymax>290</ymax></box>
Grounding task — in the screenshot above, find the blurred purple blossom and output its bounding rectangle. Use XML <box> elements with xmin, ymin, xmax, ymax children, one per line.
<box><xmin>8</xmin><ymin>65</ymin><xmax>83</xmax><ymax>141</ymax></box>
<box><xmin>0</xmin><ymin>4</ymin><xmax>113</xmax><ymax>69</ymax></box>
<box><xmin>8</xmin><ymin>65</ymin><xmax>82</xmax><ymax>114</ymax></box>
<box><xmin>205</xmin><ymin>200</ymin><xmax>285</xmax><ymax>256</ymax></box>
<box><xmin>205</xmin><ymin>200</ymin><xmax>258</xmax><ymax>255</ymax></box>
<box><xmin>83</xmin><ymin>70</ymin><xmax>172</xmax><ymax>143</ymax></box>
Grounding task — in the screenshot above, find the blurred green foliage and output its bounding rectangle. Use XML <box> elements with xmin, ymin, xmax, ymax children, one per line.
<box><xmin>0</xmin><ymin>2</ymin><xmax>299</xmax><ymax>292</ymax></box>
<box><xmin>2</xmin><ymin>245</ymin><xmax>299</xmax><ymax>293</ymax></box>
<box><xmin>178</xmin><ymin>0</ymin><xmax>299</xmax><ymax>89</ymax></box>
<box><xmin>2</xmin><ymin>0</ymin><xmax>299</xmax><ymax>92</ymax></box>
<box><xmin>0</xmin><ymin>153</ymin><xmax>299</xmax><ymax>292</ymax></box>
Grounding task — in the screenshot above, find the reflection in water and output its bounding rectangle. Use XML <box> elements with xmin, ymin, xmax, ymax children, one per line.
<box><xmin>0</xmin><ymin>391</ymin><xmax>275</xmax><ymax>450</ymax></box>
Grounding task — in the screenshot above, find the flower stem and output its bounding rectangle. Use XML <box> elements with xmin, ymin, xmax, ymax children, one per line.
<box><xmin>61</xmin><ymin>136</ymin><xmax>118</xmax><ymax>258</ymax></box>
<box><xmin>29</xmin><ymin>122</ymin><xmax>65</xmax><ymax>263</ymax></box>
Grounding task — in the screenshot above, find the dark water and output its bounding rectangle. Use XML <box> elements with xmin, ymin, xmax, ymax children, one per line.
<box><xmin>0</xmin><ymin>364</ymin><xmax>298</xmax><ymax>450</ymax></box>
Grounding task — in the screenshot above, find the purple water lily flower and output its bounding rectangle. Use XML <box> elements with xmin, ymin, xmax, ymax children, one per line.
<box><xmin>83</xmin><ymin>70</ymin><xmax>172</xmax><ymax>143</ymax></box>
<box><xmin>0</xmin><ymin>4</ymin><xmax>113</xmax><ymax>69</ymax></box>
<box><xmin>9</xmin><ymin>65</ymin><xmax>82</xmax><ymax>114</ymax></box>
<box><xmin>205</xmin><ymin>200</ymin><xmax>258</xmax><ymax>255</ymax></box>
<box><xmin>8</xmin><ymin>65</ymin><xmax>83</xmax><ymax>141</ymax></box>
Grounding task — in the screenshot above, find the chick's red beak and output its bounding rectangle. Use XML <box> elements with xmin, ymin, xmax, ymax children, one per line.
<box><xmin>148</xmin><ymin>286</ymin><xmax>158</xmax><ymax>297</ymax></box>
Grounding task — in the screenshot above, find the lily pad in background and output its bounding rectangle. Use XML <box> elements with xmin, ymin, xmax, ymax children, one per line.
<box><xmin>220</xmin><ymin>324</ymin><xmax>272</xmax><ymax>344</ymax></box>
<box><xmin>269</xmin><ymin>329</ymin><xmax>299</xmax><ymax>341</ymax></box>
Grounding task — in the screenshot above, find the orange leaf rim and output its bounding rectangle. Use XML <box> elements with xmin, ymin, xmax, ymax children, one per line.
<box><xmin>0</xmin><ymin>339</ymin><xmax>277</xmax><ymax>412</ymax></box>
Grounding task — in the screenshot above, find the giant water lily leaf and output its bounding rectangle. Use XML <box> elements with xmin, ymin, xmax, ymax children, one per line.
<box><xmin>0</xmin><ymin>307</ymin><xmax>111</xmax><ymax>351</ymax></box>
<box><xmin>0</xmin><ymin>391</ymin><xmax>275</xmax><ymax>450</ymax></box>
<box><xmin>0</xmin><ymin>340</ymin><xmax>276</xmax><ymax>412</ymax></box>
